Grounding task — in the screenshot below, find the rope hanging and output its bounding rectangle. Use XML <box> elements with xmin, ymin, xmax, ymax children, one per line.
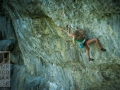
<box><xmin>57</xmin><ymin>26</ymin><xmax>68</xmax><ymax>33</ymax></box>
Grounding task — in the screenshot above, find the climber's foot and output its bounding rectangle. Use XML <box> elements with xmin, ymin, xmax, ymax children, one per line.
<box><xmin>101</xmin><ymin>48</ymin><xmax>106</xmax><ymax>51</ymax></box>
<box><xmin>89</xmin><ymin>58</ymin><xmax>94</xmax><ymax>61</ymax></box>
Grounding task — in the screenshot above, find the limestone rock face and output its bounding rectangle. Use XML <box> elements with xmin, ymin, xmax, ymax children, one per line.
<box><xmin>0</xmin><ymin>0</ymin><xmax>120</xmax><ymax>90</ymax></box>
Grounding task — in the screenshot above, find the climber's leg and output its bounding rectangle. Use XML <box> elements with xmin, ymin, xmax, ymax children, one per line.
<box><xmin>86</xmin><ymin>38</ymin><xmax>102</xmax><ymax>51</ymax></box>
<box><xmin>85</xmin><ymin>45</ymin><xmax>93</xmax><ymax>61</ymax></box>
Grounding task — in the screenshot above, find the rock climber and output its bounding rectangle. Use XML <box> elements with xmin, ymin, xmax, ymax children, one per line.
<box><xmin>67</xmin><ymin>25</ymin><xmax>106</xmax><ymax>61</ymax></box>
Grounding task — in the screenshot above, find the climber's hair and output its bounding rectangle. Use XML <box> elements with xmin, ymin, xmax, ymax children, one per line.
<box><xmin>73</xmin><ymin>30</ymin><xmax>79</xmax><ymax>36</ymax></box>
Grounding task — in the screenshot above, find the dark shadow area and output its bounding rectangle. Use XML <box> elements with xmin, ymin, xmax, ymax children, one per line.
<box><xmin>89</xmin><ymin>64</ymin><xmax>120</xmax><ymax>90</ymax></box>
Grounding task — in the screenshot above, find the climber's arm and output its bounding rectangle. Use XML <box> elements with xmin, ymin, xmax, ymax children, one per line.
<box><xmin>67</xmin><ymin>25</ymin><xmax>74</xmax><ymax>38</ymax></box>
<box><xmin>73</xmin><ymin>36</ymin><xmax>76</xmax><ymax>45</ymax></box>
<box><xmin>67</xmin><ymin>26</ymin><xmax>76</xmax><ymax>45</ymax></box>
<box><xmin>68</xmin><ymin>33</ymin><xmax>74</xmax><ymax>38</ymax></box>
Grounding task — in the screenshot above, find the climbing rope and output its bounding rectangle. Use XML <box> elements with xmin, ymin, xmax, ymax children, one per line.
<box><xmin>57</xmin><ymin>25</ymin><xmax>78</xmax><ymax>89</ymax></box>
<box><xmin>70</xmin><ymin>47</ymin><xmax>79</xmax><ymax>90</ymax></box>
<box><xmin>57</xmin><ymin>26</ymin><xmax>68</xmax><ymax>33</ymax></box>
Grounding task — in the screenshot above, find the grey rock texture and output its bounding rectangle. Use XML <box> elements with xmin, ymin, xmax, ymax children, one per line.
<box><xmin>0</xmin><ymin>40</ymin><xmax>14</xmax><ymax>51</ymax></box>
<box><xmin>0</xmin><ymin>0</ymin><xmax>120</xmax><ymax>90</ymax></box>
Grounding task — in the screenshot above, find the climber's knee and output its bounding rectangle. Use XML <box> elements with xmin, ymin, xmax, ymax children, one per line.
<box><xmin>95</xmin><ymin>38</ymin><xmax>98</xmax><ymax>41</ymax></box>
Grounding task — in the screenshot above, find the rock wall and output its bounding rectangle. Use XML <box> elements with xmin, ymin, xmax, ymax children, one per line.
<box><xmin>0</xmin><ymin>0</ymin><xmax>120</xmax><ymax>90</ymax></box>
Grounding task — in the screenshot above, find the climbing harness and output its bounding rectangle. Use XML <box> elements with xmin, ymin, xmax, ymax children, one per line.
<box><xmin>79</xmin><ymin>43</ymin><xmax>84</xmax><ymax>48</ymax></box>
<box><xmin>79</xmin><ymin>39</ymin><xmax>86</xmax><ymax>48</ymax></box>
<box><xmin>75</xmin><ymin>36</ymin><xmax>86</xmax><ymax>48</ymax></box>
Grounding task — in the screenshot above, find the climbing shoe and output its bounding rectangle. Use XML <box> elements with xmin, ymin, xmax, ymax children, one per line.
<box><xmin>101</xmin><ymin>48</ymin><xmax>106</xmax><ymax>51</ymax></box>
<box><xmin>89</xmin><ymin>58</ymin><xmax>94</xmax><ymax>61</ymax></box>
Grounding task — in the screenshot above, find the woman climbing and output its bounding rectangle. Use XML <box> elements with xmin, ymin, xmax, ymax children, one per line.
<box><xmin>67</xmin><ymin>25</ymin><xmax>106</xmax><ymax>61</ymax></box>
